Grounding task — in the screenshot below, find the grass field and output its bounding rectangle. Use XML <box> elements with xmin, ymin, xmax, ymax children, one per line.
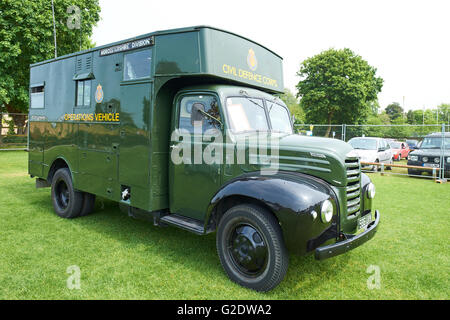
<box><xmin>0</xmin><ymin>151</ymin><xmax>449</xmax><ymax>300</ymax></box>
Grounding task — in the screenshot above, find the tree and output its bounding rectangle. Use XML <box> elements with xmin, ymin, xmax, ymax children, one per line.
<box><xmin>0</xmin><ymin>0</ymin><xmax>101</xmax><ymax>119</ymax></box>
<box><xmin>279</xmin><ymin>88</ymin><xmax>304</xmax><ymax>124</ymax></box>
<box><xmin>362</xmin><ymin>112</ymin><xmax>390</xmax><ymax>138</ymax></box>
<box><xmin>368</xmin><ymin>100</ymin><xmax>381</xmax><ymax>116</ymax></box>
<box><xmin>437</xmin><ymin>103</ymin><xmax>450</xmax><ymax>124</ymax></box>
<box><xmin>296</xmin><ymin>48</ymin><xmax>383</xmax><ymax>137</ymax></box>
<box><xmin>385</xmin><ymin>102</ymin><xmax>404</xmax><ymax>121</ymax></box>
<box><xmin>386</xmin><ymin>117</ymin><xmax>413</xmax><ymax>139</ymax></box>
<box><xmin>406</xmin><ymin>110</ymin><xmax>415</xmax><ymax>124</ymax></box>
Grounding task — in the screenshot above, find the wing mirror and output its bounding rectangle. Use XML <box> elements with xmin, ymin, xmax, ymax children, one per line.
<box><xmin>191</xmin><ymin>103</ymin><xmax>205</xmax><ymax>125</ymax></box>
<box><xmin>190</xmin><ymin>102</ymin><xmax>223</xmax><ymax>129</ymax></box>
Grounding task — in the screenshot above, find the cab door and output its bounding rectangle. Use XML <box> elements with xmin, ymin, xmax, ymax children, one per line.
<box><xmin>168</xmin><ymin>93</ymin><xmax>224</xmax><ymax>221</ymax></box>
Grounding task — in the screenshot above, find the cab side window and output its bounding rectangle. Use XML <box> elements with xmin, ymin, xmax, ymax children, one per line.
<box><xmin>178</xmin><ymin>95</ymin><xmax>221</xmax><ymax>134</ymax></box>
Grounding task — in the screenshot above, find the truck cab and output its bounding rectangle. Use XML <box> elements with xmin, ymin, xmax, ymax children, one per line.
<box><xmin>28</xmin><ymin>26</ymin><xmax>379</xmax><ymax>292</ymax></box>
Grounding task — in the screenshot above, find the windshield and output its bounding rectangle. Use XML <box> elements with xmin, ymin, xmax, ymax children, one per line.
<box><xmin>225</xmin><ymin>96</ymin><xmax>292</xmax><ymax>134</ymax></box>
<box><xmin>419</xmin><ymin>137</ymin><xmax>450</xmax><ymax>149</ymax></box>
<box><xmin>349</xmin><ymin>138</ymin><xmax>378</xmax><ymax>150</ymax></box>
<box><xmin>226</xmin><ymin>97</ymin><xmax>268</xmax><ymax>133</ymax></box>
<box><xmin>267</xmin><ymin>101</ymin><xmax>293</xmax><ymax>134</ymax></box>
<box><xmin>390</xmin><ymin>142</ymin><xmax>401</xmax><ymax>149</ymax></box>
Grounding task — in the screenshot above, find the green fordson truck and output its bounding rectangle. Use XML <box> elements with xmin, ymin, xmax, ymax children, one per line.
<box><xmin>28</xmin><ymin>26</ymin><xmax>379</xmax><ymax>291</ymax></box>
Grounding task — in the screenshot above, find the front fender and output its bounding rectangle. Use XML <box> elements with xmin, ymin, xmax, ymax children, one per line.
<box><xmin>207</xmin><ymin>171</ymin><xmax>340</xmax><ymax>255</ymax></box>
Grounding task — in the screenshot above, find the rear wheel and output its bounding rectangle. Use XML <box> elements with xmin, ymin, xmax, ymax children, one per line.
<box><xmin>51</xmin><ymin>168</ymin><xmax>83</xmax><ymax>219</ymax></box>
<box><xmin>216</xmin><ymin>204</ymin><xmax>289</xmax><ymax>292</ymax></box>
<box><xmin>387</xmin><ymin>158</ymin><xmax>393</xmax><ymax>170</ymax></box>
<box><xmin>80</xmin><ymin>192</ymin><xmax>96</xmax><ymax>216</ymax></box>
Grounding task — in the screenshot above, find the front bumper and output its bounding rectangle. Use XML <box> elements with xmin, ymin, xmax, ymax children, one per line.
<box><xmin>408</xmin><ymin>160</ymin><xmax>450</xmax><ymax>172</ymax></box>
<box><xmin>315</xmin><ymin>210</ymin><xmax>380</xmax><ymax>260</ymax></box>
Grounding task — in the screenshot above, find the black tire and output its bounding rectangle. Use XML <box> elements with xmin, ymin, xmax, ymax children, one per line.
<box><xmin>373</xmin><ymin>160</ymin><xmax>379</xmax><ymax>172</ymax></box>
<box><xmin>387</xmin><ymin>158</ymin><xmax>393</xmax><ymax>170</ymax></box>
<box><xmin>80</xmin><ymin>192</ymin><xmax>96</xmax><ymax>216</ymax></box>
<box><xmin>51</xmin><ymin>168</ymin><xmax>83</xmax><ymax>219</ymax></box>
<box><xmin>408</xmin><ymin>169</ymin><xmax>420</xmax><ymax>176</ymax></box>
<box><xmin>216</xmin><ymin>204</ymin><xmax>289</xmax><ymax>292</ymax></box>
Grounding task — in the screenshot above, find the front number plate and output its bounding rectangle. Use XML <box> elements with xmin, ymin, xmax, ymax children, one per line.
<box><xmin>357</xmin><ymin>214</ymin><xmax>372</xmax><ymax>231</ymax></box>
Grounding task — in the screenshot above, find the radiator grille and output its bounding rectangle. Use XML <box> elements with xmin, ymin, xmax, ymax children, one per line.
<box><xmin>345</xmin><ymin>157</ymin><xmax>361</xmax><ymax>215</ymax></box>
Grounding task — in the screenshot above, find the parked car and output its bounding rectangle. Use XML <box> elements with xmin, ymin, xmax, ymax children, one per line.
<box><xmin>407</xmin><ymin>132</ymin><xmax>450</xmax><ymax>177</ymax></box>
<box><xmin>406</xmin><ymin>139</ymin><xmax>420</xmax><ymax>150</ymax></box>
<box><xmin>390</xmin><ymin>141</ymin><xmax>410</xmax><ymax>160</ymax></box>
<box><xmin>348</xmin><ymin>137</ymin><xmax>394</xmax><ymax>171</ymax></box>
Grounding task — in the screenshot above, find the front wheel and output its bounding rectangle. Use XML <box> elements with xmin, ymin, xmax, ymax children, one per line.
<box><xmin>216</xmin><ymin>204</ymin><xmax>289</xmax><ymax>292</ymax></box>
<box><xmin>373</xmin><ymin>160</ymin><xmax>379</xmax><ymax>172</ymax></box>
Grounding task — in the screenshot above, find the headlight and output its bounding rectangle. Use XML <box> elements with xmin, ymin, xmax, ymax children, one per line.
<box><xmin>320</xmin><ymin>200</ymin><xmax>334</xmax><ymax>223</ymax></box>
<box><xmin>434</xmin><ymin>157</ymin><xmax>440</xmax><ymax>164</ymax></box>
<box><xmin>367</xmin><ymin>183</ymin><xmax>376</xmax><ymax>199</ymax></box>
<box><xmin>423</xmin><ymin>157</ymin><xmax>428</xmax><ymax>162</ymax></box>
<box><xmin>409</xmin><ymin>155</ymin><xmax>418</xmax><ymax>161</ymax></box>
<box><xmin>447</xmin><ymin>157</ymin><xmax>450</xmax><ymax>163</ymax></box>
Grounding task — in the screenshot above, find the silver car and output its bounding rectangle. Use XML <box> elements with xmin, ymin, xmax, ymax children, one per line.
<box><xmin>348</xmin><ymin>137</ymin><xmax>394</xmax><ymax>171</ymax></box>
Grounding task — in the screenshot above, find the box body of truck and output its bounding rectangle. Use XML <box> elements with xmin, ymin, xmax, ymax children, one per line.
<box><xmin>29</xmin><ymin>26</ymin><xmax>283</xmax><ymax>212</ymax></box>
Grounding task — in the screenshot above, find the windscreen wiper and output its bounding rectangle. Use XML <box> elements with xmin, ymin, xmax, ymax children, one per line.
<box><xmin>198</xmin><ymin>109</ymin><xmax>223</xmax><ymax>127</ymax></box>
<box><xmin>239</xmin><ymin>91</ymin><xmax>264</xmax><ymax>109</ymax></box>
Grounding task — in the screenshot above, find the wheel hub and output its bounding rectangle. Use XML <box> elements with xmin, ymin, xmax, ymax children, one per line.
<box><xmin>229</xmin><ymin>224</ymin><xmax>268</xmax><ymax>275</ymax></box>
<box><xmin>56</xmin><ymin>180</ymin><xmax>70</xmax><ymax>209</ymax></box>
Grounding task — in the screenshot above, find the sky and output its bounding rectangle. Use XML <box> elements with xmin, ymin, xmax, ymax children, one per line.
<box><xmin>92</xmin><ymin>0</ymin><xmax>450</xmax><ymax>111</ymax></box>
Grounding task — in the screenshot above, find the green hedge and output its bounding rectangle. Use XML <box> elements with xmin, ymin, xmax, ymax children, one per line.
<box><xmin>1</xmin><ymin>135</ymin><xmax>27</xmax><ymax>144</ymax></box>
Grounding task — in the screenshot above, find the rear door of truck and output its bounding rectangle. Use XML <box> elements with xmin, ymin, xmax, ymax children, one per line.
<box><xmin>118</xmin><ymin>47</ymin><xmax>153</xmax><ymax>208</ymax></box>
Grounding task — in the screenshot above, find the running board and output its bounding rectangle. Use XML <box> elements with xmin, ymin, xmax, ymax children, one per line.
<box><xmin>160</xmin><ymin>214</ymin><xmax>205</xmax><ymax>235</ymax></box>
